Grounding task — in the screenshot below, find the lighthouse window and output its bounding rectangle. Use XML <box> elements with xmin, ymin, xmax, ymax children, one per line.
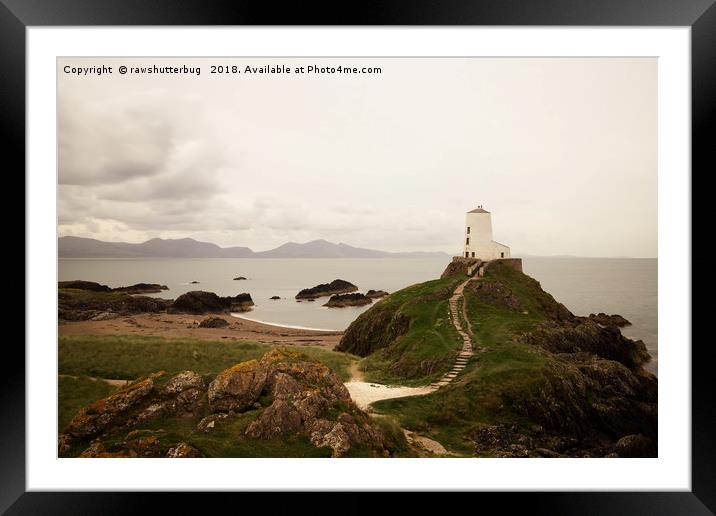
<box><xmin>467</xmin><ymin>227</ymin><xmax>470</xmax><ymax>234</ymax></box>
<box><xmin>466</xmin><ymin>237</ymin><xmax>470</xmax><ymax>245</ymax></box>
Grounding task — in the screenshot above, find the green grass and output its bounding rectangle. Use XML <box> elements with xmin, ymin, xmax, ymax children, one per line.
<box><xmin>347</xmin><ymin>276</ymin><xmax>466</xmax><ymax>385</ymax></box>
<box><xmin>58</xmin><ymin>375</ymin><xmax>117</xmax><ymax>430</ymax></box>
<box><xmin>59</xmin><ymin>335</ymin><xmax>357</xmax><ymax>382</ymax></box>
<box><xmin>367</xmin><ymin>265</ymin><xmax>560</xmax><ymax>454</ymax></box>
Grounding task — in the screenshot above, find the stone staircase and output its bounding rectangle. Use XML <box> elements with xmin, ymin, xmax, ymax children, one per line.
<box><xmin>429</xmin><ymin>278</ymin><xmax>475</xmax><ymax>390</ymax></box>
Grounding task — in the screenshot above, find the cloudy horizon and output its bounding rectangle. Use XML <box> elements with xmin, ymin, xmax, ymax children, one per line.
<box><xmin>58</xmin><ymin>57</ymin><xmax>657</xmax><ymax>258</ymax></box>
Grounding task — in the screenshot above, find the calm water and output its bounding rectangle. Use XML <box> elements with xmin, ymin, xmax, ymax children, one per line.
<box><xmin>59</xmin><ymin>257</ymin><xmax>658</xmax><ymax>374</ymax></box>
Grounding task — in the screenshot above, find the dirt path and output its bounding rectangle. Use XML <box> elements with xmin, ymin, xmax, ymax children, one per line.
<box><xmin>59</xmin><ymin>312</ymin><xmax>342</xmax><ymax>349</ymax></box>
<box><xmin>59</xmin><ymin>374</ymin><xmax>130</xmax><ymax>388</ymax></box>
<box><xmin>429</xmin><ymin>277</ymin><xmax>477</xmax><ymax>389</ymax></box>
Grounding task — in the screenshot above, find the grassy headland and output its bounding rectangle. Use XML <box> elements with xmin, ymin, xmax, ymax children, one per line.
<box><xmin>338</xmin><ymin>260</ymin><xmax>657</xmax><ymax>457</ymax></box>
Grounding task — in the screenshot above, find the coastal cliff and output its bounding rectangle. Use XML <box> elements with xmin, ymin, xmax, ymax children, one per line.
<box><xmin>335</xmin><ymin>260</ymin><xmax>657</xmax><ymax>457</ymax></box>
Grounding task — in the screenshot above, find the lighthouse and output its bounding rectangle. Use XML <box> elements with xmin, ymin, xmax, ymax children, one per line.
<box><xmin>463</xmin><ymin>206</ymin><xmax>511</xmax><ymax>260</ymax></box>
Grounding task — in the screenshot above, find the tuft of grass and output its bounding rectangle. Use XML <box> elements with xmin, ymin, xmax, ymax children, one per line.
<box><xmin>59</xmin><ymin>335</ymin><xmax>357</xmax><ymax>382</ymax></box>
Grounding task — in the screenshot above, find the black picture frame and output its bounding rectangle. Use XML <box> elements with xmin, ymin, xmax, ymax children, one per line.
<box><xmin>5</xmin><ymin>0</ymin><xmax>711</xmax><ymax>513</ymax></box>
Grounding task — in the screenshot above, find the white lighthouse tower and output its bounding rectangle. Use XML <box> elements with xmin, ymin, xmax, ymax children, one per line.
<box><xmin>463</xmin><ymin>206</ymin><xmax>511</xmax><ymax>260</ymax></box>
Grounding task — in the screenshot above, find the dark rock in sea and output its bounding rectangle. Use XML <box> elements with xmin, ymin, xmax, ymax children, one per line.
<box><xmin>366</xmin><ymin>289</ymin><xmax>389</xmax><ymax>299</ymax></box>
<box><xmin>295</xmin><ymin>279</ymin><xmax>358</xmax><ymax>299</ymax></box>
<box><xmin>229</xmin><ymin>293</ymin><xmax>254</xmax><ymax>312</ymax></box>
<box><xmin>171</xmin><ymin>291</ymin><xmax>227</xmax><ymax>313</ymax></box>
<box><xmin>585</xmin><ymin>312</ymin><xmax>632</xmax><ymax>327</ymax></box>
<box><xmin>233</xmin><ymin>277</ymin><xmax>247</xmax><ymax>281</ymax></box>
<box><xmin>190</xmin><ymin>281</ymin><xmax>200</xmax><ymax>284</ymax></box>
<box><xmin>113</xmin><ymin>283</ymin><xmax>169</xmax><ymax>294</ymax></box>
<box><xmin>270</xmin><ymin>296</ymin><xmax>281</xmax><ymax>300</ymax></box>
<box><xmin>199</xmin><ymin>317</ymin><xmax>230</xmax><ymax>328</ymax></box>
<box><xmin>58</xmin><ymin>280</ymin><xmax>111</xmax><ymax>292</ymax></box>
<box><xmin>324</xmin><ymin>293</ymin><xmax>373</xmax><ymax>308</ymax></box>
<box><xmin>170</xmin><ymin>291</ymin><xmax>254</xmax><ymax>314</ymax></box>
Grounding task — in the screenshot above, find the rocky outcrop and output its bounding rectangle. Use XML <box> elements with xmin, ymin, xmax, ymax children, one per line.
<box><xmin>58</xmin><ymin>288</ymin><xmax>172</xmax><ymax>321</ymax></box>
<box><xmin>523</xmin><ymin>320</ymin><xmax>651</xmax><ymax>370</ymax></box>
<box><xmin>440</xmin><ymin>257</ymin><xmax>482</xmax><ymax>279</ymax></box>
<box><xmin>233</xmin><ymin>277</ymin><xmax>247</xmax><ymax>281</ymax></box>
<box><xmin>270</xmin><ymin>296</ymin><xmax>281</xmax><ymax>300</ymax></box>
<box><xmin>113</xmin><ymin>283</ymin><xmax>169</xmax><ymax>294</ymax></box>
<box><xmin>324</xmin><ymin>293</ymin><xmax>372</xmax><ymax>308</ymax></box>
<box><xmin>166</xmin><ymin>442</ymin><xmax>204</xmax><ymax>458</ymax></box>
<box><xmin>585</xmin><ymin>313</ymin><xmax>632</xmax><ymax>327</ymax></box>
<box><xmin>61</xmin><ymin>349</ymin><xmax>391</xmax><ymax>458</ymax></box>
<box><xmin>336</xmin><ymin>304</ymin><xmax>411</xmax><ymax>357</ymax></box>
<box><xmin>207</xmin><ymin>359</ymin><xmax>268</xmax><ymax>412</ymax></box>
<box><xmin>58</xmin><ymin>280</ymin><xmax>112</xmax><ymax>292</ymax></box>
<box><xmin>465</xmin><ymin>281</ymin><xmax>522</xmax><ymax>311</ymax></box>
<box><xmin>170</xmin><ymin>291</ymin><xmax>254</xmax><ymax>314</ymax></box>
<box><xmin>366</xmin><ymin>290</ymin><xmax>389</xmax><ymax>298</ymax></box>
<box><xmin>296</xmin><ymin>279</ymin><xmax>357</xmax><ymax>300</ymax></box>
<box><xmin>198</xmin><ymin>317</ymin><xmax>230</xmax><ymax>328</ymax></box>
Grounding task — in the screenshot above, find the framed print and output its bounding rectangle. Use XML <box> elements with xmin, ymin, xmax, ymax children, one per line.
<box><xmin>6</xmin><ymin>0</ymin><xmax>713</xmax><ymax>513</ymax></box>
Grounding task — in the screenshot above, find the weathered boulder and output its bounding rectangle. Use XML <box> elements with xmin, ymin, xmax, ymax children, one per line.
<box><xmin>65</xmin><ymin>376</ymin><xmax>156</xmax><ymax>438</ymax></box>
<box><xmin>166</xmin><ymin>442</ymin><xmax>203</xmax><ymax>458</ymax></box>
<box><xmin>208</xmin><ymin>360</ymin><xmax>268</xmax><ymax>412</ymax></box>
<box><xmin>296</xmin><ymin>279</ymin><xmax>358</xmax><ymax>299</ymax></box>
<box><xmin>324</xmin><ymin>293</ymin><xmax>372</xmax><ymax>307</ymax></box>
<box><xmin>199</xmin><ymin>317</ymin><xmax>230</xmax><ymax>328</ymax></box>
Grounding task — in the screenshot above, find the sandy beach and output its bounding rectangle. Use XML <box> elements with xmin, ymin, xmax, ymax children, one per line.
<box><xmin>58</xmin><ymin>312</ymin><xmax>343</xmax><ymax>349</ymax></box>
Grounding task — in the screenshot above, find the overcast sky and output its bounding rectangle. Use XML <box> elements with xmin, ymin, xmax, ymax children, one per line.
<box><xmin>58</xmin><ymin>57</ymin><xmax>656</xmax><ymax>257</ymax></box>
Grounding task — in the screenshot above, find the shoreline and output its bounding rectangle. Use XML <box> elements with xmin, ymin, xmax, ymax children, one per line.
<box><xmin>230</xmin><ymin>313</ymin><xmax>339</xmax><ymax>332</ymax></box>
<box><xmin>59</xmin><ymin>312</ymin><xmax>343</xmax><ymax>349</ymax></box>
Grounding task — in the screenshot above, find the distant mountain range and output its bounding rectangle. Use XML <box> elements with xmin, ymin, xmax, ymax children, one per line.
<box><xmin>58</xmin><ymin>236</ymin><xmax>450</xmax><ymax>259</ymax></box>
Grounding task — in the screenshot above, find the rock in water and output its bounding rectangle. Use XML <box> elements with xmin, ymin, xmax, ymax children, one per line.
<box><xmin>112</xmin><ymin>283</ymin><xmax>169</xmax><ymax>294</ymax></box>
<box><xmin>324</xmin><ymin>293</ymin><xmax>373</xmax><ymax>307</ymax></box>
<box><xmin>170</xmin><ymin>291</ymin><xmax>254</xmax><ymax>314</ymax></box>
<box><xmin>233</xmin><ymin>276</ymin><xmax>247</xmax><ymax>280</ymax></box>
<box><xmin>270</xmin><ymin>296</ymin><xmax>281</xmax><ymax>300</ymax></box>
<box><xmin>586</xmin><ymin>312</ymin><xmax>632</xmax><ymax>327</ymax></box>
<box><xmin>366</xmin><ymin>289</ymin><xmax>389</xmax><ymax>299</ymax></box>
<box><xmin>296</xmin><ymin>279</ymin><xmax>358</xmax><ymax>299</ymax></box>
<box><xmin>58</xmin><ymin>280</ymin><xmax>112</xmax><ymax>292</ymax></box>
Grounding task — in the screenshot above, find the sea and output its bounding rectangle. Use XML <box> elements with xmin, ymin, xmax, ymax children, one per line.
<box><xmin>59</xmin><ymin>257</ymin><xmax>658</xmax><ymax>374</ymax></box>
